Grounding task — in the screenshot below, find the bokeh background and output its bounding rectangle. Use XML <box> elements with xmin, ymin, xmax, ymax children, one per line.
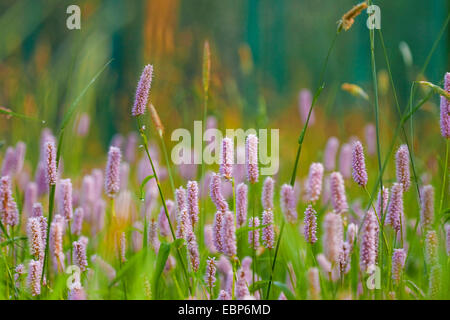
<box><xmin>0</xmin><ymin>0</ymin><xmax>448</xmax><ymax>180</ymax></box>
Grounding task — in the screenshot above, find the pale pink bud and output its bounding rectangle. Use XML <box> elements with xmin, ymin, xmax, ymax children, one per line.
<box><xmin>262</xmin><ymin>209</ymin><xmax>275</xmax><ymax>249</ymax></box>
<box><xmin>205</xmin><ymin>257</ymin><xmax>216</xmax><ymax>291</ymax></box>
<box><xmin>176</xmin><ymin>208</ymin><xmax>191</xmax><ymax>240</ymax></box>
<box><xmin>261</xmin><ymin>176</ymin><xmax>274</xmax><ymax>210</ymax></box>
<box><xmin>248</xmin><ymin>217</ymin><xmax>260</xmax><ymax>249</ymax></box>
<box><xmin>132</xmin><ymin>64</ymin><xmax>153</xmax><ymax>116</ymax></box>
<box><xmin>235</xmin><ymin>268</ymin><xmax>250</xmax><ymax>300</ymax></box>
<box><xmin>186</xmin><ymin>229</ymin><xmax>200</xmax><ymax>272</ymax></box>
<box><xmin>72</xmin><ymin>207</ymin><xmax>84</xmax><ymax>236</ymax></box>
<box><xmin>44</xmin><ymin>141</ymin><xmax>57</xmax><ymax>185</ymax></box>
<box><xmin>245</xmin><ymin>134</ymin><xmax>259</xmax><ymax>184</ymax></box>
<box><xmin>187</xmin><ymin>181</ymin><xmax>199</xmax><ymax>227</ymax></box>
<box><xmin>351</xmin><ymin>141</ymin><xmax>368</xmax><ymax>187</ymax></box>
<box><xmin>425</xmin><ymin>230</ymin><xmax>438</xmax><ymax>266</ymax></box>
<box><xmin>68</xmin><ymin>282</ymin><xmax>87</xmax><ymax>300</ymax></box>
<box><xmin>386</xmin><ymin>183</ymin><xmax>404</xmax><ymax>234</ymax></box>
<box><xmin>24</xmin><ymin>182</ymin><xmax>37</xmax><ymax>217</ymax></box>
<box><xmin>1</xmin><ymin>147</ymin><xmax>16</xmax><ymax>177</ymax></box>
<box><xmin>119</xmin><ymin>232</ymin><xmax>126</xmax><ymax>263</ymax></box>
<box><xmin>330</xmin><ymin>172</ymin><xmax>348</xmax><ymax>214</ymax></box>
<box><xmin>58</xmin><ymin>178</ymin><xmax>73</xmax><ymax>220</ymax></box>
<box><xmin>220</xmin><ymin>137</ymin><xmax>234</xmax><ymax>180</ymax></box>
<box><xmin>281</xmin><ymin>184</ymin><xmax>297</xmax><ymax>223</ymax></box>
<box><xmin>395</xmin><ymin>145</ymin><xmax>410</xmax><ymax>191</ymax></box>
<box><xmin>323</xmin><ymin>212</ymin><xmax>343</xmax><ymax>264</ymax></box>
<box><xmin>210</xmin><ymin>173</ymin><xmax>228</xmax><ymax>212</ymax></box>
<box><xmin>0</xmin><ymin>176</ymin><xmax>19</xmax><ymax>226</ymax></box>
<box><xmin>175</xmin><ymin>186</ymin><xmax>187</xmax><ymax>215</ymax></box>
<box><xmin>27</xmin><ymin>260</ymin><xmax>42</xmax><ymax>296</ymax></box>
<box><xmin>236</xmin><ymin>183</ymin><xmax>248</xmax><ymax>227</ymax></box>
<box><xmin>148</xmin><ymin>219</ymin><xmax>160</xmax><ymax>253</ymax></box>
<box><xmin>360</xmin><ymin>210</ymin><xmax>378</xmax><ymax>272</ymax></box>
<box><xmin>73</xmin><ymin>237</ymin><xmax>88</xmax><ymax>272</ymax></box>
<box><xmin>213</xmin><ymin>210</ymin><xmax>224</xmax><ymax>252</ymax></box>
<box><xmin>306</xmin><ymin>163</ymin><xmax>324</xmax><ymax>202</ymax></box>
<box><xmin>27</xmin><ymin>217</ymin><xmax>44</xmax><ymax>261</ymax></box>
<box><xmin>307</xmin><ymin>267</ymin><xmax>320</xmax><ymax>300</ymax></box>
<box><xmin>440</xmin><ymin>72</ymin><xmax>450</xmax><ymax>138</ymax></box>
<box><xmin>221</xmin><ymin>211</ymin><xmax>237</xmax><ymax>257</ymax></box>
<box><xmin>104</xmin><ymin>146</ymin><xmax>121</xmax><ymax>198</ymax></box>
<box><xmin>204</xmin><ymin>225</ymin><xmax>217</xmax><ymax>254</ymax></box>
<box><xmin>75</xmin><ymin>112</ymin><xmax>90</xmax><ymax>137</ymax></box>
<box><xmin>420</xmin><ymin>185</ymin><xmax>434</xmax><ymax>229</ymax></box>
<box><xmin>391</xmin><ymin>248</ymin><xmax>407</xmax><ymax>285</ymax></box>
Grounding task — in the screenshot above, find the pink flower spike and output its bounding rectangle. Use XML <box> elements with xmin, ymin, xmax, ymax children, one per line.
<box><xmin>132</xmin><ymin>64</ymin><xmax>153</xmax><ymax>116</ymax></box>
<box><xmin>330</xmin><ymin>172</ymin><xmax>348</xmax><ymax>214</ymax></box>
<box><xmin>440</xmin><ymin>72</ymin><xmax>450</xmax><ymax>138</ymax></box>
<box><xmin>248</xmin><ymin>216</ymin><xmax>260</xmax><ymax>249</ymax></box>
<box><xmin>245</xmin><ymin>134</ymin><xmax>259</xmax><ymax>184</ymax></box>
<box><xmin>44</xmin><ymin>141</ymin><xmax>57</xmax><ymax>186</ymax></box>
<box><xmin>187</xmin><ymin>181</ymin><xmax>199</xmax><ymax>227</ymax></box>
<box><xmin>395</xmin><ymin>145</ymin><xmax>410</xmax><ymax>191</ymax></box>
<box><xmin>220</xmin><ymin>137</ymin><xmax>234</xmax><ymax>180</ymax></box>
<box><xmin>58</xmin><ymin>179</ymin><xmax>73</xmax><ymax>221</ymax></box>
<box><xmin>306</xmin><ymin>163</ymin><xmax>324</xmax><ymax>203</ymax></box>
<box><xmin>221</xmin><ymin>211</ymin><xmax>237</xmax><ymax>257</ymax></box>
<box><xmin>351</xmin><ymin>141</ymin><xmax>368</xmax><ymax>187</ymax></box>
<box><xmin>104</xmin><ymin>146</ymin><xmax>121</xmax><ymax>198</ymax></box>
<box><xmin>261</xmin><ymin>176</ymin><xmax>274</xmax><ymax>210</ymax></box>
<box><xmin>280</xmin><ymin>184</ymin><xmax>298</xmax><ymax>223</ymax></box>
<box><xmin>236</xmin><ymin>183</ymin><xmax>248</xmax><ymax>227</ymax></box>
<box><xmin>304</xmin><ymin>205</ymin><xmax>318</xmax><ymax>244</ymax></box>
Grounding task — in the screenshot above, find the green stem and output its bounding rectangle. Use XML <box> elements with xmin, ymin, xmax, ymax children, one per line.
<box><xmin>136</xmin><ymin>116</ymin><xmax>192</xmax><ymax>295</ymax></box>
<box><xmin>41</xmin><ymin>184</ymin><xmax>56</xmax><ymax>287</ymax></box>
<box><xmin>439</xmin><ymin>139</ymin><xmax>449</xmax><ymax>216</ymax></box>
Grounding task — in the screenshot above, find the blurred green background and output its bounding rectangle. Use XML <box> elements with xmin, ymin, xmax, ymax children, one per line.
<box><xmin>0</xmin><ymin>0</ymin><xmax>448</xmax><ymax>174</ymax></box>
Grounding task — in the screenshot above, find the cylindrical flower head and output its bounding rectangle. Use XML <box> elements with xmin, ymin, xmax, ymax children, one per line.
<box><xmin>218</xmin><ymin>290</ymin><xmax>231</xmax><ymax>300</ymax></box>
<box><xmin>306</xmin><ymin>163</ymin><xmax>324</xmax><ymax>202</ymax></box>
<box><xmin>204</xmin><ymin>225</ymin><xmax>217</xmax><ymax>254</ymax></box>
<box><xmin>248</xmin><ymin>217</ymin><xmax>260</xmax><ymax>249</ymax></box>
<box><xmin>119</xmin><ymin>232</ymin><xmax>127</xmax><ymax>263</ymax></box>
<box><xmin>420</xmin><ymin>185</ymin><xmax>434</xmax><ymax>230</ymax></box>
<box><xmin>262</xmin><ymin>209</ymin><xmax>275</xmax><ymax>249</ymax></box>
<box><xmin>395</xmin><ymin>145</ymin><xmax>411</xmax><ymax>191</ymax></box>
<box><xmin>50</xmin><ymin>216</ymin><xmax>65</xmax><ymax>271</ymax></box>
<box><xmin>429</xmin><ymin>265</ymin><xmax>442</xmax><ymax>299</ymax></box>
<box><xmin>187</xmin><ymin>181</ymin><xmax>199</xmax><ymax>227</ymax></box>
<box><xmin>176</xmin><ymin>208</ymin><xmax>191</xmax><ymax>240</ymax></box>
<box><xmin>386</xmin><ymin>183</ymin><xmax>404</xmax><ymax>234</ymax></box>
<box><xmin>1</xmin><ymin>147</ymin><xmax>16</xmax><ymax>177</ymax></box>
<box><xmin>364</xmin><ymin>123</ymin><xmax>376</xmax><ymax>155</ymax></box>
<box><xmin>323</xmin><ymin>212</ymin><xmax>343</xmax><ymax>264</ymax></box>
<box><xmin>72</xmin><ymin>207</ymin><xmax>84</xmax><ymax>236</ymax></box>
<box><xmin>44</xmin><ymin>141</ymin><xmax>57</xmax><ymax>185</ymax></box>
<box><xmin>68</xmin><ymin>282</ymin><xmax>87</xmax><ymax>300</ymax></box>
<box><xmin>73</xmin><ymin>238</ymin><xmax>88</xmax><ymax>272</ymax></box>
<box><xmin>186</xmin><ymin>229</ymin><xmax>200</xmax><ymax>272</ymax></box>
<box><xmin>221</xmin><ymin>211</ymin><xmax>237</xmax><ymax>257</ymax></box>
<box><xmin>148</xmin><ymin>219</ymin><xmax>160</xmax><ymax>253</ymax></box>
<box><xmin>391</xmin><ymin>248</ymin><xmax>407</xmax><ymax>285</ymax></box>
<box><xmin>0</xmin><ymin>176</ymin><xmax>19</xmax><ymax>226</ymax></box>
<box><xmin>330</xmin><ymin>172</ymin><xmax>348</xmax><ymax>214</ymax></box>
<box><xmin>261</xmin><ymin>176</ymin><xmax>274</xmax><ymax>210</ymax></box>
<box><xmin>346</xmin><ymin>223</ymin><xmax>358</xmax><ymax>248</ymax></box>
<box><xmin>205</xmin><ymin>257</ymin><xmax>216</xmax><ymax>291</ymax></box>
<box><xmin>351</xmin><ymin>141</ymin><xmax>368</xmax><ymax>187</ymax></box>
<box><xmin>132</xmin><ymin>64</ymin><xmax>153</xmax><ymax>116</ymax></box>
<box><xmin>339</xmin><ymin>143</ymin><xmax>352</xmax><ymax>179</ymax></box>
<box><xmin>307</xmin><ymin>267</ymin><xmax>320</xmax><ymax>300</ymax></box>
<box><xmin>235</xmin><ymin>268</ymin><xmax>250</xmax><ymax>300</ymax></box>
<box><xmin>303</xmin><ymin>205</ymin><xmax>318</xmax><ymax>244</ymax></box>
<box><xmin>27</xmin><ymin>260</ymin><xmax>42</xmax><ymax>296</ymax></box>
<box><xmin>58</xmin><ymin>179</ymin><xmax>73</xmax><ymax>221</ymax></box>
<box><xmin>175</xmin><ymin>186</ymin><xmax>187</xmax><ymax>215</ymax></box>
<box><xmin>220</xmin><ymin>137</ymin><xmax>234</xmax><ymax>180</ymax></box>
<box><xmin>213</xmin><ymin>211</ymin><xmax>224</xmax><ymax>252</ymax></box>
<box><xmin>27</xmin><ymin>217</ymin><xmax>44</xmax><ymax>261</ymax></box>
<box><xmin>440</xmin><ymin>72</ymin><xmax>450</xmax><ymax>138</ymax></box>
<box><xmin>245</xmin><ymin>134</ymin><xmax>259</xmax><ymax>184</ymax></box>
<box><xmin>104</xmin><ymin>146</ymin><xmax>121</xmax><ymax>198</ymax></box>
<box><xmin>210</xmin><ymin>173</ymin><xmax>228</xmax><ymax>212</ymax></box>
<box><xmin>376</xmin><ymin>186</ymin><xmax>389</xmax><ymax>220</ymax></box>
<box><xmin>359</xmin><ymin>209</ymin><xmax>378</xmax><ymax>272</ymax></box>
<box><xmin>425</xmin><ymin>230</ymin><xmax>438</xmax><ymax>266</ymax></box>
<box><xmin>324</xmin><ymin>137</ymin><xmax>339</xmax><ymax>171</ymax></box>
<box><xmin>280</xmin><ymin>184</ymin><xmax>298</xmax><ymax>223</ymax></box>
<box><xmin>236</xmin><ymin>183</ymin><xmax>248</xmax><ymax>227</ymax></box>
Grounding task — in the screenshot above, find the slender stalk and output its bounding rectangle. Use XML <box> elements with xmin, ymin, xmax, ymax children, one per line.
<box><xmin>267</xmin><ymin>27</ymin><xmax>341</xmax><ymax>301</ymax></box>
<box><xmin>136</xmin><ymin>116</ymin><xmax>192</xmax><ymax>295</ymax></box>
<box><xmin>41</xmin><ymin>184</ymin><xmax>55</xmax><ymax>285</ymax></box>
